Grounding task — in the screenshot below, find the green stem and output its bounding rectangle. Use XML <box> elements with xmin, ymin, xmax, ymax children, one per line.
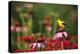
<box><xmin>52</xmin><ymin>16</ymin><xmax>57</xmax><ymax>36</ymax></box>
<box><xmin>28</xmin><ymin>17</ymin><xmax>32</xmax><ymax>35</ymax></box>
<box><xmin>39</xmin><ymin>21</ymin><xmax>42</xmax><ymax>33</ymax></box>
<box><xmin>19</xmin><ymin>13</ymin><xmax>28</xmax><ymax>36</ymax></box>
<box><xmin>17</xmin><ymin>32</ymin><xmax>21</xmax><ymax>49</ymax></box>
<box><xmin>19</xmin><ymin>13</ymin><xmax>26</xmax><ymax>26</ymax></box>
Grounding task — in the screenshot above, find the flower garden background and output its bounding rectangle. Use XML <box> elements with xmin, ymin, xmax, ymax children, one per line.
<box><xmin>9</xmin><ymin>1</ymin><xmax>78</xmax><ymax>53</ymax></box>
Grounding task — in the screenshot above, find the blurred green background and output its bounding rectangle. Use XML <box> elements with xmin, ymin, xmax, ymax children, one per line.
<box><xmin>11</xmin><ymin>2</ymin><xmax>78</xmax><ymax>35</ymax></box>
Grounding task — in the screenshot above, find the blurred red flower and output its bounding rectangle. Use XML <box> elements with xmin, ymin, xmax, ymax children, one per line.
<box><xmin>73</xmin><ymin>43</ymin><xmax>78</xmax><ymax>49</ymax></box>
<box><xmin>20</xmin><ymin>36</ymin><xmax>35</xmax><ymax>42</ymax></box>
<box><xmin>30</xmin><ymin>48</ymin><xmax>36</xmax><ymax>52</ymax></box>
<box><xmin>15</xmin><ymin>48</ymin><xmax>36</xmax><ymax>52</ymax></box>
<box><xmin>45</xmin><ymin>47</ymin><xmax>53</xmax><ymax>51</ymax></box>
<box><xmin>15</xmin><ymin>49</ymin><xmax>25</xmax><ymax>52</ymax></box>
<box><xmin>25</xmin><ymin>48</ymin><xmax>36</xmax><ymax>52</ymax></box>
<box><xmin>39</xmin><ymin>35</ymin><xmax>46</xmax><ymax>42</ymax></box>
<box><xmin>63</xmin><ymin>40</ymin><xmax>71</xmax><ymax>49</ymax></box>
<box><xmin>11</xmin><ymin>21</ymin><xmax>21</xmax><ymax>32</ymax></box>
<box><xmin>47</xmin><ymin>41</ymin><xmax>53</xmax><ymax>47</ymax></box>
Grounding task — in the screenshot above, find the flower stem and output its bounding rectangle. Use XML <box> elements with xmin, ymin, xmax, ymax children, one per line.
<box><xmin>17</xmin><ymin>32</ymin><xmax>21</xmax><ymax>49</ymax></box>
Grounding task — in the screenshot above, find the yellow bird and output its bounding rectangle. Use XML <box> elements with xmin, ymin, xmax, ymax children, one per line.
<box><xmin>57</xmin><ymin>19</ymin><xmax>65</xmax><ymax>29</ymax></box>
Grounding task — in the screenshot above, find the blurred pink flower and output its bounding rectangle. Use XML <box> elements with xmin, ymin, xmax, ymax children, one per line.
<box><xmin>11</xmin><ymin>25</ymin><xmax>15</xmax><ymax>32</ymax></box>
<box><xmin>46</xmin><ymin>24</ymin><xmax>52</xmax><ymax>32</ymax></box>
<box><xmin>54</xmin><ymin>32</ymin><xmax>68</xmax><ymax>40</ymax></box>
<box><xmin>29</xmin><ymin>42</ymin><xmax>45</xmax><ymax>49</ymax></box>
<box><xmin>16</xmin><ymin>27</ymin><xmax>21</xmax><ymax>32</ymax></box>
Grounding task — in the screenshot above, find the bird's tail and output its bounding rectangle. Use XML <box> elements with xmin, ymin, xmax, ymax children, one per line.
<box><xmin>62</xmin><ymin>23</ymin><xmax>71</xmax><ymax>29</ymax></box>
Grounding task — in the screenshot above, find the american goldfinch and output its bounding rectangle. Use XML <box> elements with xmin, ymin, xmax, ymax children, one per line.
<box><xmin>57</xmin><ymin>18</ymin><xmax>70</xmax><ymax>29</ymax></box>
<box><xmin>57</xmin><ymin>19</ymin><xmax>65</xmax><ymax>29</ymax></box>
